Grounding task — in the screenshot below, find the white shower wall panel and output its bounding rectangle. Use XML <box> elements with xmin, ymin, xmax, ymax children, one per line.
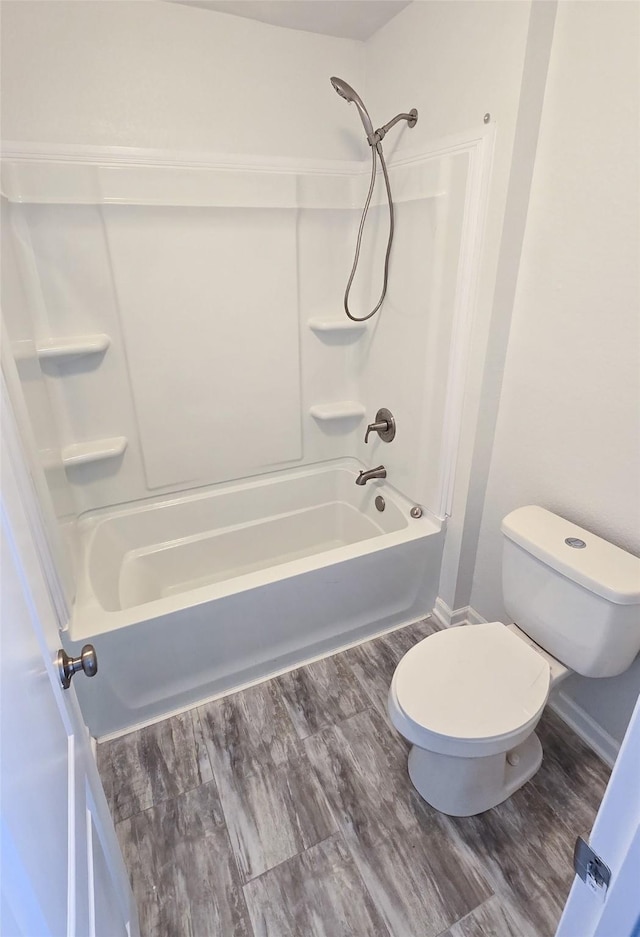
<box><xmin>14</xmin><ymin>202</ymin><xmax>151</xmax><ymax>513</ymax></box>
<box><xmin>23</xmin><ymin>205</ymin><xmax>132</xmax><ymax>442</ymax></box>
<box><xmin>5</xmin><ymin>174</ymin><xmax>369</xmax><ymax>516</ymax></box>
<box><xmin>2</xmin><ymin>147</ymin><xmax>472</xmax><ymax>528</ymax></box>
<box><xmin>1</xmin><ymin>203</ymin><xmax>74</xmax><ymax>525</ymax></box>
<box><xmin>353</xmin><ymin>196</ymin><xmax>439</xmax><ymax>506</ymax></box>
<box><xmin>297</xmin><ymin>206</ymin><xmax>365</xmax><ymax>465</ymax></box>
<box><xmin>7</xmin><ymin>185</ymin><xmax>365</xmax><ymax>516</ymax></box>
<box><xmin>354</xmin><ymin>152</ymin><xmax>468</xmax><ymax>511</ymax></box>
<box><xmin>103</xmin><ymin>205</ymin><xmax>302</xmax><ymax>490</ymax></box>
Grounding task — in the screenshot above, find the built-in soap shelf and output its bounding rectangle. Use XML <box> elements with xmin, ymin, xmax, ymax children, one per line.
<box><xmin>309</xmin><ymin>401</ymin><xmax>365</xmax><ymax>422</ymax></box>
<box><xmin>36</xmin><ymin>333</ymin><xmax>111</xmax><ymax>361</ymax></box>
<box><xmin>61</xmin><ymin>436</ymin><xmax>127</xmax><ymax>468</ymax></box>
<box><xmin>308</xmin><ymin>318</ymin><xmax>367</xmax><ymax>336</ymax></box>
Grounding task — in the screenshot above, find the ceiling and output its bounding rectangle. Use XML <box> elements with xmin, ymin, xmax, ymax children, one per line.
<box><xmin>171</xmin><ymin>1</ymin><xmax>412</xmax><ymax>41</ymax></box>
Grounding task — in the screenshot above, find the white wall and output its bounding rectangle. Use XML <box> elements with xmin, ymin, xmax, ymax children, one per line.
<box><xmin>0</xmin><ymin>0</ymin><xmax>363</xmax><ymax>160</ymax></box>
<box><xmin>470</xmin><ymin>0</ymin><xmax>640</xmax><ymax>749</ymax></box>
<box><xmin>364</xmin><ymin>0</ymin><xmax>531</xmax><ymax>151</ymax></box>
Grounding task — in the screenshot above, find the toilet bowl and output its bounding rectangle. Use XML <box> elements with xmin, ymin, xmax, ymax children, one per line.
<box><xmin>388</xmin><ymin>622</ymin><xmax>566</xmax><ymax>816</ymax></box>
<box><xmin>388</xmin><ymin>505</ymin><xmax>640</xmax><ymax>817</ymax></box>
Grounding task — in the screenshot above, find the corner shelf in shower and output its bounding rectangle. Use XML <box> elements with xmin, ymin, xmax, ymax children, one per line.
<box><xmin>308</xmin><ymin>319</ymin><xmax>367</xmax><ymax>336</ymax></box>
<box><xmin>309</xmin><ymin>402</ymin><xmax>365</xmax><ymax>422</ymax></box>
<box><xmin>36</xmin><ymin>333</ymin><xmax>111</xmax><ymax>361</ymax></box>
<box><xmin>61</xmin><ymin>436</ymin><xmax>128</xmax><ymax>468</ymax></box>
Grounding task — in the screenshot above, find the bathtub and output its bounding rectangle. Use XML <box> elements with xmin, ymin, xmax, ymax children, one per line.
<box><xmin>67</xmin><ymin>459</ymin><xmax>444</xmax><ymax>738</ymax></box>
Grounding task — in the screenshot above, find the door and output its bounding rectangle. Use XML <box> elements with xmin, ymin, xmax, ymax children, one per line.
<box><xmin>555</xmin><ymin>691</ymin><xmax>640</xmax><ymax>937</ymax></box>
<box><xmin>0</xmin><ymin>389</ymin><xmax>139</xmax><ymax>936</ymax></box>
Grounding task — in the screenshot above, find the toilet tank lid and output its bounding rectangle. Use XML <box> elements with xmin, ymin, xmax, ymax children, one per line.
<box><xmin>501</xmin><ymin>506</ymin><xmax>640</xmax><ymax>606</ymax></box>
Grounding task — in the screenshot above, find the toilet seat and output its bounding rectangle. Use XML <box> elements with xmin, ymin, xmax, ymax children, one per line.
<box><xmin>389</xmin><ymin>623</ymin><xmax>551</xmax><ymax>758</ymax></box>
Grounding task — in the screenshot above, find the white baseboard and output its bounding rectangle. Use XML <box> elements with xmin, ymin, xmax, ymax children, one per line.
<box><xmin>430</xmin><ymin>597</ymin><xmax>452</xmax><ymax>629</ymax></box>
<box><xmin>549</xmin><ymin>691</ymin><xmax>619</xmax><ymax>769</ymax></box>
<box><xmin>431</xmin><ymin>597</ymin><xmax>619</xmax><ymax>768</ymax></box>
<box><xmin>432</xmin><ymin>597</ymin><xmax>487</xmax><ymax>629</ymax></box>
<box><xmin>464</xmin><ymin>606</ymin><xmax>487</xmax><ymax>626</ymax></box>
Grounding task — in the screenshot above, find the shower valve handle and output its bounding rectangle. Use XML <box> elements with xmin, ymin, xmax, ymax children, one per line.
<box><xmin>364</xmin><ymin>408</ymin><xmax>396</xmax><ymax>444</ymax></box>
<box><xmin>365</xmin><ymin>420</ymin><xmax>390</xmax><ymax>443</ymax></box>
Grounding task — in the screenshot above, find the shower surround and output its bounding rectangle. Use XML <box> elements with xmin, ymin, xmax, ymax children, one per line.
<box><xmin>1</xmin><ymin>133</ymin><xmax>487</xmax><ymax>736</ymax></box>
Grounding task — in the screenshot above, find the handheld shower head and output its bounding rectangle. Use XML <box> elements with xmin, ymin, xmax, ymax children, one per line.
<box><xmin>330</xmin><ymin>74</ymin><xmax>419</xmax><ymax>322</ymax></box>
<box><xmin>330</xmin><ymin>76</ymin><xmax>375</xmax><ymax>141</ymax></box>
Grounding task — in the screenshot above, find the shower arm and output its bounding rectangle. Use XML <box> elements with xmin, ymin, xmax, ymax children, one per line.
<box><xmin>368</xmin><ymin>109</ymin><xmax>418</xmax><ymax>146</ymax></box>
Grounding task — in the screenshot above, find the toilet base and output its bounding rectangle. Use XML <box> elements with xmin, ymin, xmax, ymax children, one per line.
<box><xmin>407</xmin><ymin>731</ymin><xmax>543</xmax><ymax>817</ymax></box>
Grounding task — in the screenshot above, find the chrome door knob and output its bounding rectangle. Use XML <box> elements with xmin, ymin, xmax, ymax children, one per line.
<box><xmin>57</xmin><ymin>645</ymin><xmax>98</xmax><ymax>690</ymax></box>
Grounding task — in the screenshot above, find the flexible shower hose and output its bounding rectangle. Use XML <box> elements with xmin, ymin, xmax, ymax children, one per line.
<box><xmin>344</xmin><ymin>143</ymin><xmax>394</xmax><ymax>322</ymax></box>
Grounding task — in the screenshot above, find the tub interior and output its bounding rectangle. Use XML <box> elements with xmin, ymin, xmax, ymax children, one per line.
<box><xmin>118</xmin><ymin>502</ymin><xmax>383</xmax><ymax>609</ymax></box>
<box><xmin>80</xmin><ymin>466</ymin><xmax>412</xmax><ymax>614</ymax></box>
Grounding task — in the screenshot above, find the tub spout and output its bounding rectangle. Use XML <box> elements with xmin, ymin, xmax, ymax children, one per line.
<box><xmin>356</xmin><ymin>465</ymin><xmax>387</xmax><ymax>486</ymax></box>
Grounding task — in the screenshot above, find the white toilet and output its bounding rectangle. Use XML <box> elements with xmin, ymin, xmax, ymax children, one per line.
<box><xmin>388</xmin><ymin>505</ymin><xmax>640</xmax><ymax>817</ymax></box>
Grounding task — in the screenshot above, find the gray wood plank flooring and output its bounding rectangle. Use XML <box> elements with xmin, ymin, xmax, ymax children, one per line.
<box><xmin>99</xmin><ymin>708</ymin><xmax>213</xmax><ymax>824</ymax></box>
<box><xmin>117</xmin><ymin>782</ymin><xmax>250</xmax><ymax>936</ymax></box>
<box><xmin>100</xmin><ymin>618</ymin><xmax>611</xmax><ymax>937</ymax></box>
<box><xmin>243</xmin><ymin>833</ymin><xmax>390</xmax><ymax>937</ymax></box>
<box><xmin>275</xmin><ymin>653</ymin><xmax>371</xmax><ymax>738</ymax></box>
<box><xmin>439</xmin><ymin>895</ymin><xmax>533</xmax><ymax>937</ymax></box>
<box><xmin>343</xmin><ymin>618</ymin><xmax>437</xmax><ymax>720</ymax></box>
<box><xmin>209</xmin><ymin>753</ymin><xmax>337</xmax><ymax>883</ymax></box>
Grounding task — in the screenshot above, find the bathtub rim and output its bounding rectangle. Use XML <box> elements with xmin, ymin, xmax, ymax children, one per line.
<box><xmin>73</xmin><ymin>456</ymin><xmax>434</xmax><ymax>530</ymax></box>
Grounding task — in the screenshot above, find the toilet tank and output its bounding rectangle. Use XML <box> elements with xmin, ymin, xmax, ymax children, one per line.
<box><xmin>501</xmin><ymin>506</ymin><xmax>640</xmax><ymax>678</ymax></box>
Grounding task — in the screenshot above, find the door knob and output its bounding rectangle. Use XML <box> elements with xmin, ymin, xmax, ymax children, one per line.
<box><xmin>57</xmin><ymin>645</ymin><xmax>98</xmax><ymax>690</ymax></box>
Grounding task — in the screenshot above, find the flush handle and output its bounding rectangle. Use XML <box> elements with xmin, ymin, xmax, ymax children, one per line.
<box><xmin>57</xmin><ymin>645</ymin><xmax>98</xmax><ymax>690</ymax></box>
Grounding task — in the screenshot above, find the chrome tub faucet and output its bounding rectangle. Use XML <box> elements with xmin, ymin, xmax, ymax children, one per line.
<box><xmin>356</xmin><ymin>465</ymin><xmax>387</xmax><ymax>486</ymax></box>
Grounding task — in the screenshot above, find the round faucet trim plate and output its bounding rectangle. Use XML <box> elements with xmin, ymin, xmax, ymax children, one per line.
<box><xmin>373</xmin><ymin>408</ymin><xmax>396</xmax><ymax>443</ymax></box>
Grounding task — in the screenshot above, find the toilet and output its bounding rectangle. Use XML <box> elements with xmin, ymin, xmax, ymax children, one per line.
<box><xmin>388</xmin><ymin>505</ymin><xmax>640</xmax><ymax>817</ymax></box>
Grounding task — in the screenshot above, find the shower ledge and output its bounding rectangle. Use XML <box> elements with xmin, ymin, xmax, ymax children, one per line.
<box><xmin>309</xmin><ymin>402</ymin><xmax>365</xmax><ymax>422</ymax></box>
<box><xmin>61</xmin><ymin>436</ymin><xmax>128</xmax><ymax>468</ymax></box>
<box><xmin>37</xmin><ymin>334</ymin><xmax>111</xmax><ymax>360</ymax></box>
<box><xmin>308</xmin><ymin>318</ymin><xmax>367</xmax><ymax>335</ymax></box>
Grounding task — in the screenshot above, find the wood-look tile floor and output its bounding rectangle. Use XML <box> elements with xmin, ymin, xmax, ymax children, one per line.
<box><xmin>98</xmin><ymin>618</ymin><xmax>611</xmax><ymax>937</ymax></box>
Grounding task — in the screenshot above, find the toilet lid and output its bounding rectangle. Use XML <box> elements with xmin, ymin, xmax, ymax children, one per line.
<box><xmin>394</xmin><ymin>623</ymin><xmax>550</xmax><ymax>743</ymax></box>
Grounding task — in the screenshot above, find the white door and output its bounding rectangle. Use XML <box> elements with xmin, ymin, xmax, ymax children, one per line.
<box><xmin>0</xmin><ymin>402</ymin><xmax>139</xmax><ymax>936</ymax></box>
<box><xmin>555</xmin><ymin>691</ymin><xmax>640</xmax><ymax>937</ymax></box>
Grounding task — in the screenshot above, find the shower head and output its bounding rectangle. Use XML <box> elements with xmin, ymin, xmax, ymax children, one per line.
<box><xmin>330</xmin><ymin>76</ymin><xmax>418</xmax><ymax>148</ymax></box>
<box><xmin>330</xmin><ymin>76</ymin><xmax>375</xmax><ymax>141</ymax></box>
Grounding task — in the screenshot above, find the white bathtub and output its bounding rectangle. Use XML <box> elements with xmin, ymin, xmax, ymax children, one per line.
<box><xmin>68</xmin><ymin>460</ymin><xmax>444</xmax><ymax>737</ymax></box>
